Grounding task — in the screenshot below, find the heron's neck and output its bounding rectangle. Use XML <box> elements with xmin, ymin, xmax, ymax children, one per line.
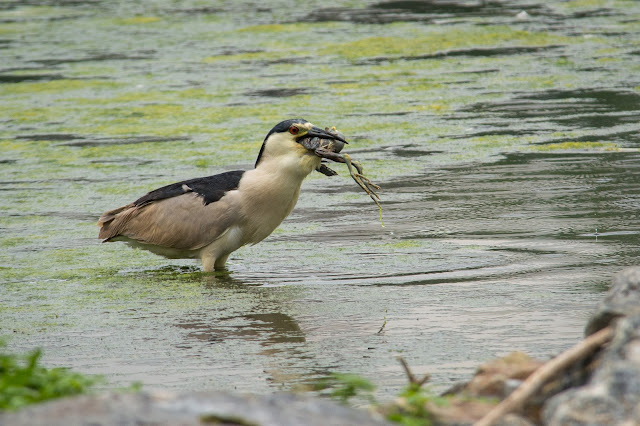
<box><xmin>237</xmin><ymin>152</ymin><xmax>320</xmax><ymax>243</ymax></box>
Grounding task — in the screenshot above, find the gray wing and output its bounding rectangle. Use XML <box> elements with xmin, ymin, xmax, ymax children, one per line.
<box><xmin>98</xmin><ymin>170</ymin><xmax>244</xmax><ymax>250</ymax></box>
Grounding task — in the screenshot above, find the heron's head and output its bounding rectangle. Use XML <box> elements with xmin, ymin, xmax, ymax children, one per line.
<box><xmin>254</xmin><ymin>118</ymin><xmax>347</xmax><ymax>168</ymax></box>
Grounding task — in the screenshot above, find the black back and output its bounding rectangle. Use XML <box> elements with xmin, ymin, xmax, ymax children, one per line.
<box><xmin>254</xmin><ymin>118</ymin><xmax>308</xmax><ymax>167</ymax></box>
<box><xmin>134</xmin><ymin>170</ymin><xmax>245</xmax><ymax>207</ymax></box>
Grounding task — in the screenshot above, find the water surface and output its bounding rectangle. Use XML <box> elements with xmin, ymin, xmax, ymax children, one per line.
<box><xmin>1</xmin><ymin>0</ymin><xmax>640</xmax><ymax>401</ymax></box>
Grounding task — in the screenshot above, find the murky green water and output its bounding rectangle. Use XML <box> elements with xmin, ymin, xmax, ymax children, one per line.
<box><xmin>2</xmin><ymin>0</ymin><xmax>640</xmax><ymax>401</ymax></box>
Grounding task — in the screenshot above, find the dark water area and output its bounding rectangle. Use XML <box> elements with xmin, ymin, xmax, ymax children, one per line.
<box><xmin>1</xmin><ymin>0</ymin><xmax>640</xmax><ymax>402</ymax></box>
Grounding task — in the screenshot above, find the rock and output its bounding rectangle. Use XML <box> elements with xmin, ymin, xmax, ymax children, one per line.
<box><xmin>543</xmin><ymin>388</ymin><xmax>625</xmax><ymax>426</ymax></box>
<box><xmin>543</xmin><ymin>267</ymin><xmax>640</xmax><ymax>425</ymax></box>
<box><xmin>585</xmin><ymin>267</ymin><xmax>640</xmax><ymax>336</ymax></box>
<box><xmin>0</xmin><ymin>390</ymin><xmax>392</xmax><ymax>426</ymax></box>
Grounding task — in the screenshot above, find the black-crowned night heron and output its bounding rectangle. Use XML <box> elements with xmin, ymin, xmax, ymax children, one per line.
<box><xmin>98</xmin><ymin>118</ymin><xmax>347</xmax><ymax>271</ymax></box>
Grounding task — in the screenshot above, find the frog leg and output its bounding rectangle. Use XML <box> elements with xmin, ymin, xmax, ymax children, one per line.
<box><xmin>341</xmin><ymin>154</ymin><xmax>380</xmax><ymax>200</ymax></box>
<box><xmin>339</xmin><ymin>153</ymin><xmax>381</xmax><ymax>204</ymax></box>
<box><xmin>315</xmin><ymin>149</ymin><xmax>381</xmax><ymax>204</ymax></box>
<box><xmin>314</xmin><ymin>148</ymin><xmax>384</xmax><ymax>226</ymax></box>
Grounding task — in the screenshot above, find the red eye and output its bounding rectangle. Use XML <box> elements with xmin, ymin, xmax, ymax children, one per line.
<box><xmin>289</xmin><ymin>126</ymin><xmax>299</xmax><ymax>135</ymax></box>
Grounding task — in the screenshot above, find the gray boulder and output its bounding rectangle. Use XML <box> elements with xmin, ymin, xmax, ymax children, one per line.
<box><xmin>543</xmin><ymin>267</ymin><xmax>640</xmax><ymax>425</ymax></box>
<box><xmin>0</xmin><ymin>390</ymin><xmax>392</xmax><ymax>426</ymax></box>
<box><xmin>585</xmin><ymin>267</ymin><xmax>640</xmax><ymax>336</ymax></box>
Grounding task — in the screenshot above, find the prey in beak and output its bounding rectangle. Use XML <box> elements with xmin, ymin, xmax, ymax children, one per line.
<box><xmin>298</xmin><ymin>126</ymin><xmax>382</xmax><ymax>211</ymax></box>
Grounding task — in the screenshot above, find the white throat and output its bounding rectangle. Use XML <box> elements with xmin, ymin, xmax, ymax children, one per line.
<box><xmin>236</xmin><ymin>137</ymin><xmax>321</xmax><ymax>244</ymax></box>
